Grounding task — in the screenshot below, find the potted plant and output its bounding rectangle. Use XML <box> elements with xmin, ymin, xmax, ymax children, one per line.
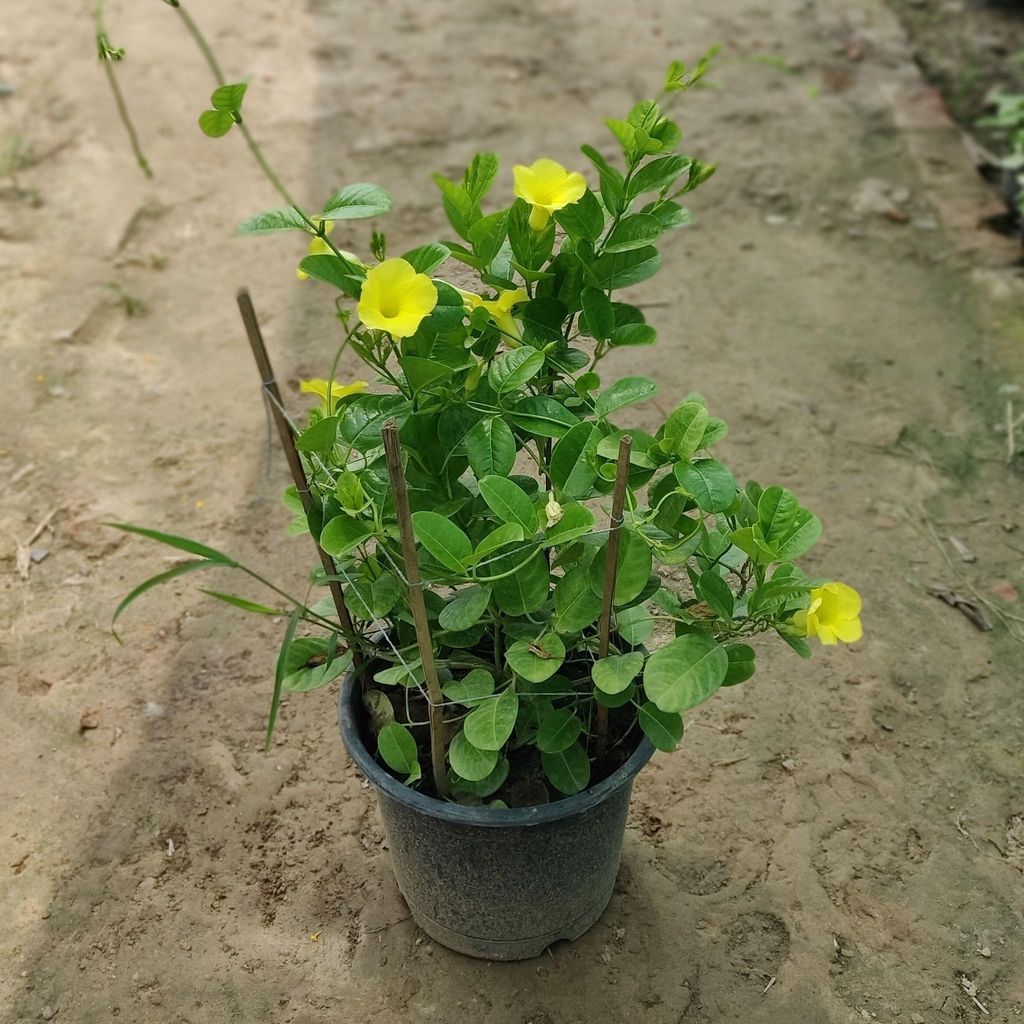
<box><xmin>110</xmin><ymin>42</ymin><xmax>863</xmax><ymax>960</ymax></box>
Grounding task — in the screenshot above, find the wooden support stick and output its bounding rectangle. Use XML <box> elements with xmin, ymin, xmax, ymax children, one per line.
<box><xmin>235</xmin><ymin>289</ymin><xmax>361</xmax><ymax>668</ymax></box>
<box><xmin>381</xmin><ymin>419</ymin><xmax>449</xmax><ymax>798</ymax></box>
<box><xmin>595</xmin><ymin>435</ymin><xmax>632</xmax><ymax>762</ymax></box>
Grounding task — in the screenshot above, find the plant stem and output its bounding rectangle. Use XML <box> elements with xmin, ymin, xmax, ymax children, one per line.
<box><xmin>594</xmin><ymin>435</ymin><xmax>632</xmax><ymax>762</ymax></box>
<box><xmin>170</xmin><ymin>0</ymin><xmax>302</xmax><ymax>210</ymax></box>
<box><xmin>95</xmin><ymin>0</ymin><xmax>152</xmax><ymax>178</ymax></box>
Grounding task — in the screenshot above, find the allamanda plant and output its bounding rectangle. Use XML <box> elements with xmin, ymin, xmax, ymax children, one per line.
<box><xmin>105</xmin><ymin>19</ymin><xmax>863</xmax><ymax>807</ymax></box>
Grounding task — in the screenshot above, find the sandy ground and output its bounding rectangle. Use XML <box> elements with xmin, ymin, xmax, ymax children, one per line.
<box><xmin>3</xmin><ymin>1</ymin><xmax>1024</xmax><ymax>1021</ymax></box>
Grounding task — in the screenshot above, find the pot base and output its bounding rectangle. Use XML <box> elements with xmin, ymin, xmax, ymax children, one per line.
<box><xmin>400</xmin><ymin>885</ymin><xmax>613</xmax><ymax>960</ymax></box>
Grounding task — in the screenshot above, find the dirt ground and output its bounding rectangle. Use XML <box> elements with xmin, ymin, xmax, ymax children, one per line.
<box><xmin>3</xmin><ymin>0</ymin><xmax>1024</xmax><ymax>1021</ymax></box>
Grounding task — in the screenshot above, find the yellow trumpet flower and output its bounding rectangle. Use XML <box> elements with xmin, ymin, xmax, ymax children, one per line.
<box><xmin>458</xmin><ymin>286</ymin><xmax>528</xmax><ymax>343</ymax></box>
<box><xmin>793</xmin><ymin>582</ymin><xmax>863</xmax><ymax>645</ymax></box>
<box><xmin>357</xmin><ymin>258</ymin><xmax>438</xmax><ymax>338</ymax></box>
<box><xmin>513</xmin><ymin>158</ymin><xmax>587</xmax><ymax>230</ymax></box>
<box><xmin>299</xmin><ymin>378</ymin><xmax>368</xmax><ymax>415</ymax></box>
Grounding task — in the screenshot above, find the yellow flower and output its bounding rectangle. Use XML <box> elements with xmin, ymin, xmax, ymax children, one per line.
<box><xmin>793</xmin><ymin>582</ymin><xmax>863</xmax><ymax>645</ymax></box>
<box><xmin>459</xmin><ymin>286</ymin><xmax>529</xmax><ymax>343</ymax></box>
<box><xmin>513</xmin><ymin>158</ymin><xmax>587</xmax><ymax>230</ymax></box>
<box><xmin>296</xmin><ymin>222</ymin><xmax>364</xmax><ymax>280</ymax></box>
<box><xmin>357</xmin><ymin>258</ymin><xmax>438</xmax><ymax>338</ymax></box>
<box><xmin>299</xmin><ymin>378</ymin><xmax>368</xmax><ymax>414</ymax></box>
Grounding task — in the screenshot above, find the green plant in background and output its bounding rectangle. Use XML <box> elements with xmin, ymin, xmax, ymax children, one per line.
<box><xmin>979</xmin><ymin>88</ymin><xmax>1024</xmax><ymax>216</ymax></box>
<box><xmin>103</xmin><ymin>9</ymin><xmax>862</xmax><ymax>806</ymax></box>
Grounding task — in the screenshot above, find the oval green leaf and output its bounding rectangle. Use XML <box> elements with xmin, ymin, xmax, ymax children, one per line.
<box><xmin>463</xmin><ymin>686</ymin><xmax>519</xmax><ymax>751</ymax></box>
<box><xmin>410</xmin><ymin>511</ymin><xmax>472</xmax><ymax>573</ymax></box>
<box><xmin>592</xmin><ymin>652</ymin><xmax>645</xmax><ymax>695</ymax></box>
<box><xmin>643</xmin><ymin>634</ymin><xmax>728</xmax><ymax>714</ymax></box>
<box><xmin>505</xmin><ymin>632</ymin><xmax>566</xmax><ymax>683</ymax></box>
<box><xmin>541</xmin><ymin>742</ymin><xmax>591</xmax><ymax>795</ymax></box>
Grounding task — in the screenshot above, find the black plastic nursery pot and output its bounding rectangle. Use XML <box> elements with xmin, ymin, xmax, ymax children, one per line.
<box><xmin>338</xmin><ymin>671</ymin><xmax>655</xmax><ymax>960</ymax></box>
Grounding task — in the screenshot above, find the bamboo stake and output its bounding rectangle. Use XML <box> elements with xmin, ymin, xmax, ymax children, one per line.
<box><xmin>595</xmin><ymin>435</ymin><xmax>632</xmax><ymax>762</ymax></box>
<box><xmin>380</xmin><ymin>419</ymin><xmax>449</xmax><ymax>798</ymax></box>
<box><xmin>235</xmin><ymin>289</ymin><xmax>362</xmax><ymax>669</ymax></box>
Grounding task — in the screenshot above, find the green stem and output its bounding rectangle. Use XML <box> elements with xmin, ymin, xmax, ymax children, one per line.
<box><xmin>95</xmin><ymin>0</ymin><xmax>152</xmax><ymax>178</ymax></box>
<box><xmin>170</xmin><ymin>0</ymin><xmax>302</xmax><ymax>210</ymax></box>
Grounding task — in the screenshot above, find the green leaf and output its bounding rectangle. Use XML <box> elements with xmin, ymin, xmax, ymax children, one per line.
<box><xmin>298</xmin><ymin>253</ymin><xmax>363</xmax><ymax>297</ymax></box>
<box><xmin>595</xmin><ymin>682</ymin><xmax>636</xmax><ymax>708</ymax></box>
<box><xmin>210</xmin><ymin>82</ymin><xmax>247</xmax><ymax>112</ymax></box>
<box><xmin>464</xmin><ymin>152</ymin><xmax>500</xmax><ymax>203</ymax></box>
<box><xmin>433</xmin><ymin>174</ymin><xmax>481</xmax><ymax>241</ymax></box>
<box><xmin>553</xmin><ymin>565</ymin><xmax>604</xmax><ymax>633</ymax></box>
<box><xmin>645</xmin><ymin>200</ymin><xmax>692</xmax><ymax>229</ymax></box>
<box><xmin>595</xmin><ymin>376</ymin><xmax>658</xmax><ymax>418</ymax></box>
<box><xmin>604</xmin><ymin>213</ymin><xmax>662</xmax><ymax>253</ymax></box>
<box><xmin>111</xmin><ymin>559</ymin><xmax>217</xmax><ymax>638</ymax></box>
<box><xmin>553</xmin><ymin>189</ymin><xmax>605</xmax><ymax>242</ymax></box>
<box><xmin>543</xmin><ymin>502</ymin><xmax>595</xmax><ymax>547</ymax></box>
<box><xmin>319</xmin><ymin>516</ymin><xmax>373</xmax><ymax>558</ymax></box>
<box><xmin>630</xmin><ymin>154</ymin><xmax>690</xmax><ymax>195</ymax></box>
<box><xmin>199</xmin><ymin>590</ymin><xmax>280</xmax><ymax>616</ymax></box>
<box><xmin>283</xmin><ymin>649</ymin><xmax>352</xmax><ymax>693</ymax></box>
<box><xmin>107</xmin><ymin>523</ymin><xmax>237</xmax><ymax>565</ymax></box>
<box><xmin>401</xmin><ymin>356</ymin><xmax>452</xmax><ymax>394</ymax></box>
<box><xmin>488</xmin><ymin>348</ymin><xmax>545</xmax><ymax>395</ymax></box>
<box><xmin>438</xmin><ymin>584</ymin><xmax>492</xmax><ymax>631</ymax></box>
<box><xmin>410</xmin><ymin>511</ymin><xmax>472</xmax><ymax>573</ymax></box>
<box><xmin>337</xmin><ymin>395</ymin><xmax>409</xmax><ymax>450</ymax></box>
<box><xmin>266</xmin><ymin>606</ymin><xmax>303</xmax><ymax>749</ymax></box>
<box><xmin>542</xmin><ymin>742</ymin><xmax>591</xmax><ymax>795</ymax></box>
<box><xmin>401</xmin><ymin>242</ymin><xmax>450</xmax><ymax>275</ymax></box>
<box><xmin>550</xmin><ymin>423</ymin><xmax>599</xmax><ymax>499</ymax></box>
<box><xmin>590</xmin><ymin>246</ymin><xmax>660</xmax><ymax>290</ymax></box>
<box><xmin>506</xmin><ymin>632</ymin><xmax>566</xmax><ymax>682</ymax></box>
<box><xmin>473</xmin><ymin>523</ymin><xmax>525</xmax><ymax>562</ymax></box>
<box><xmin>509</xmin><ymin>396</ymin><xmax>579</xmax><ymax>439</ymax></box>
<box><xmin>491</xmin><ymin>548</ymin><xmax>550</xmax><ymax>615</ymax></box>
<box><xmin>638</xmin><ymin>703</ymin><xmax>684</xmax><ymax>752</ymax></box>
<box><xmin>581</xmin><ymin>145</ymin><xmax>626</xmax><ymax>213</ymax></box>
<box><xmin>198</xmin><ymin>109</ymin><xmax>234</xmax><ymax>138</ymax></box>
<box><xmin>450</xmin><ymin>758</ymin><xmax>509</xmax><ymax>798</ymax></box>
<box><xmin>593</xmin><ymin>652</ymin><xmax>645</xmax><ymax>694</ymax></box>
<box><xmin>375</xmin><ymin>659</ymin><xmax>425</xmax><ymax>687</ymax></box>
<box><xmin>295</xmin><ymin>415</ymin><xmax>339</xmax><ymax>453</ymax></box>
<box><xmin>464</xmin><ymin>686</ymin><xmax>519</xmax><ymax>750</ymax></box>
<box><xmin>615</xmin><ymin>603</ymin><xmax>655</xmax><ymax>645</ymax></box>
<box><xmin>643</xmin><ymin>634</ymin><xmax>728</xmax><ymax>713</ymax></box>
<box><xmin>609</xmin><ymin>322</ymin><xmax>656</xmax><ymax>347</ymax></box>
<box><xmin>723</xmin><ymin>643</ymin><xmax>756</xmax><ymax>686</ymax></box>
<box><xmin>697</xmin><ymin>571</ymin><xmax>734</xmax><ymax>620</ymax></box>
<box><xmin>661</xmin><ymin>401</ymin><xmax>709</xmax><ymax>458</ymax></box>
<box><xmin>774</xmin><ymin>510</ymin><xmax>822</xmax><ymax>560</ymax></box>
<box><xmin>378</xmin><ymin>723</ymin><xmax>421</xmax><ymax>782</ymax></box>
<box><xmin>758</xmin><ymin>486</ymin><xmax>798</xmax><ymax>542</ymax></box>
<box><xmin>237</xmin><ymin>207</ymin><xmax>310</xmax><ymax>235</ymax></box>
<box><xmin>675</xmin><ymin>459</ymin><xmax>738</xmax><ymax>514</ymax></box>
<box><xmin>589</xmin><ymin>530</ymin><xmax>653</xmax><ymax>606</ymax></box>
<box><xmin>321</xmin><ymin>182</ymin><xmax>393</xmax><ymax>220</ymax></box>
<box><xmin>443</xmin><ymin>668</ymin><xmax>495</xmax><ymax>706</ymax></box>
<box><xmin>536</xmin><ymin>708</ymin><xmax>583</xmax><ymax>754</ymax></box>
<box><xmin>468</xmin><ymin>209</ymin><xmax>508</xmax><ymax>265</ymax></box>
<box><xmin>449</xmin><ymin>731</ymin><xmax>499</xmax><ymax>781</ymax></box>
<box><xmin>581</xmin><ymin>287</ymin><xmax>615</xmax><ymax>342</ymax></box>
<box><xmin>478</xmin><ymin>476</ymin><xmax>537</xmax><ymax>534</ymax></box>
